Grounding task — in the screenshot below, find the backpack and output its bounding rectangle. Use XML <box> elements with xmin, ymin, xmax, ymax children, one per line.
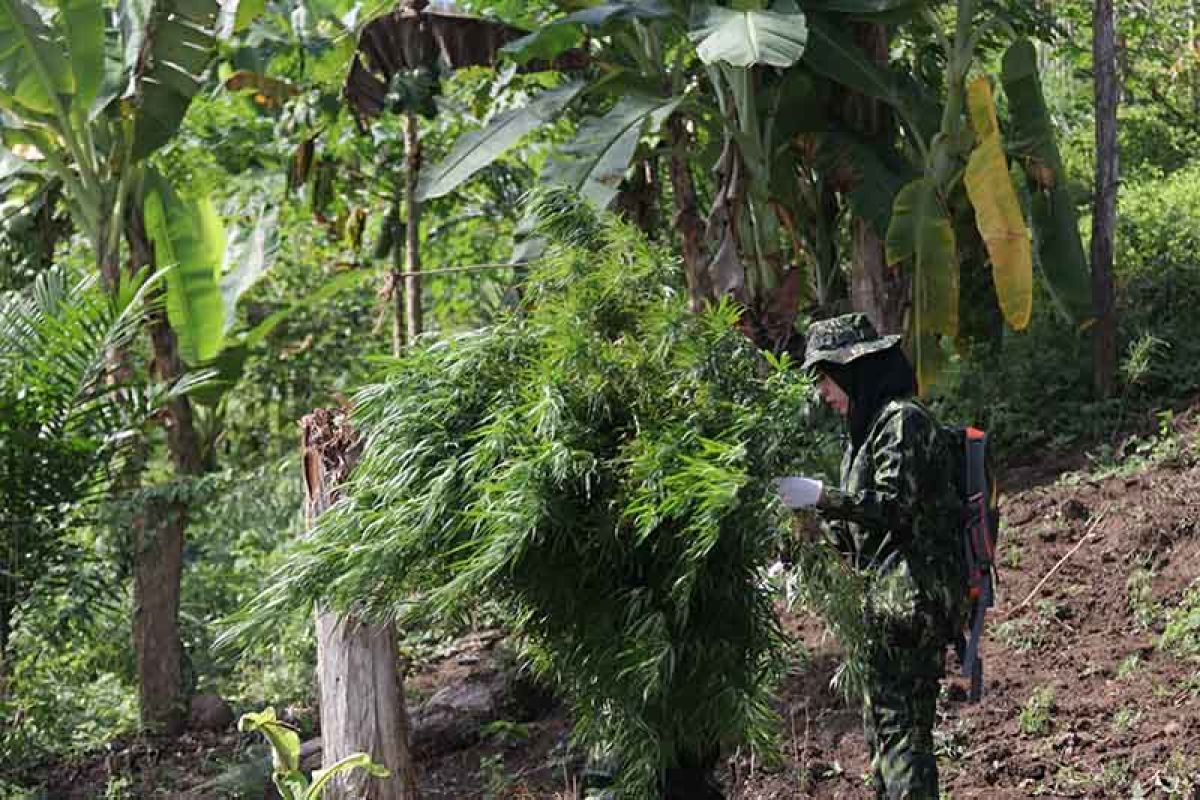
<box><xmin>948</xmin><ymin>426</ymin><xmax>1000</xmax><ymax>702</ymax></box>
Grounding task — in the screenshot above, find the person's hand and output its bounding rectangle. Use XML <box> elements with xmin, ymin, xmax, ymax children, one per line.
<box><xmin>774</xmin><ymin>476</ymin><xmax>823</xmax><ymax>509</ymax></box>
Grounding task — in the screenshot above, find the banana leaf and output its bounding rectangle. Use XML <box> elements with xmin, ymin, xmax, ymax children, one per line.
<box><xmin>689</xmin><ymin>5</ymin><xmax>809</xmax><ymax>68</ymax></box>
<box><xmin>418</xmin><ymin>81</ymin><xmax>584</xmax><ymax>202</ymax></box>
<box><xmin>543</xmin><ymin>93</ymin><xmax>681</xmax><ymax>211</ymax></box>
<box><xmin>1000</xmin><ymin>38</ymin><xmax>1091</xmax><ymax>324</ymax></box>
<box><xmin>143</xmin><ymin>171</ymin><xmax>226</xmax><ymax>364</ymax></box>
<box><xmin>963</xmin><ymin>76</ymin><xmax>1031</xmax><ymax>331</ymax></box>
<box><xmin>55</xmin><ymin>0</ymin><xmax>103</xmax><ymax>114</ymax></box>
<box><xmin>126</xmin><ymin>0</ymin><xmax>220</xmax><ymax>160</ymax></box>
<box><xmin>886</xmin><ymin>177</ymin><xmax>957</xmax><ymax>389</ymax></box>
<box><xmin>0</xmin><ymin>0</ymin><xmax>74</xmax><ymax>115</ymax></box>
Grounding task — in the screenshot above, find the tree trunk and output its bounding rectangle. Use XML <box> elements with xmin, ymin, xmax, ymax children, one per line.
<box><xmin>1092</xmin><ymin>0</ymin><xmax>1119</xmax><ymax>398</ymax></box>
<box><xmin>614</xmin><ymin>158</ymin><xmax>660</xmax><ymax>239</ymax></box>
<box><xmin>404</xmin><ymin>112</ymin><xmax>423</xmax><ymax>346</ymax></box>
<box><xmin>126</xmin><ymin>206</ymin><xmax>206</xmax><ymax>736</ymax></box>
<box><xmin>850</xmin><ymin>219</ymin><xmax>906</xmax><ymax>335</ymax></box>
<box><xmin>845</xmin><ymin>23</ymin><xmax>906</xmax><ymax>335</ymax></box>
<box><xmin>302</xmin><ymin>408</ymin><xmax>419</xmax><ymax>800</ymax></box>
<box><xmin>667</xmin><ymin>114</ymin><xmax>712</xmax><ymax>312</ymax></box>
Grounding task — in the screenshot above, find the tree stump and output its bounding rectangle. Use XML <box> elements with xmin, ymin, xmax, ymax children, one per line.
<box><xmin>302</xmin><ymin>407</ymin><xmax>419</xmax><ymax>800</ymax></box>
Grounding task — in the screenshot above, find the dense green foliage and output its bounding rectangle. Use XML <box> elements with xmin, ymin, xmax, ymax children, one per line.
<box><xmin>254</xmin><ymin>206</ymin><xmax>830</xmax><ymax>791</ymax></box>
<box><xmin>4</xmin><ymin>0</ymin><xmax>1200</xmax><ymax>795</ymax></box>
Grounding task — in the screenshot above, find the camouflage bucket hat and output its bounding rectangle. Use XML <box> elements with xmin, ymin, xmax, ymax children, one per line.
<box><xmin>800</xmin><ymin>313</ymin><xmax>902</xmax><ymax>372</ymax></box>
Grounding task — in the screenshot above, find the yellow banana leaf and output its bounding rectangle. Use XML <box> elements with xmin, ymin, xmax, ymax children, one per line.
<box><xmin>965</xmin><ymin>76</ymin><xmax>1033</xmax><ymax>331</ymax></box>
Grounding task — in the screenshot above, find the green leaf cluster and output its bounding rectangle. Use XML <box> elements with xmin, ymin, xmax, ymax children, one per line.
<box><xmin>238</xmin><ymin>707</ymin><xmax>389</xmax><ymax>800</ymax></box>
<box><xmin>262</xmin><ymin>206</ymin><xmax>828</xmax><ymax>791</ymax></box>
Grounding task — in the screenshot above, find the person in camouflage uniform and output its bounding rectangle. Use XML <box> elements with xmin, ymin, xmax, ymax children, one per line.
<box><xmin>777</xmin><ymin>314</ymin><xmax>964</xmax><ymax>800</ymax></box>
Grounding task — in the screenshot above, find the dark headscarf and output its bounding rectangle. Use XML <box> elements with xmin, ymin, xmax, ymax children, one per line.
<box><xmin>817</xmin><ymin>347</ymin><xmax>917</xmax><ymax>452</ymax></box>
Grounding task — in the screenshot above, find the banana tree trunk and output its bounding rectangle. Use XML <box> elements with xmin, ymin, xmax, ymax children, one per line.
<box><xmin>127</xmin><ymin>207</ymin><xmax>206</xmax><ymax>735</ymax></box>
<box><xmin>1092</xmin><ymin>0</ymin><xmax>1119</xmax><ymax>398</ymax></box>
<box><xmin>302</xmin><ymin>408</ymin><xmax>419</xmax><ymax>800</ymax></box>
<box><xmin>667</xmin><ymin>114</ymin><xmax>713</xmax><ymax>312</ymax></box>
<box><xmin>845</xmin><ymin>23</ymin><xmax>907</xmax><ymax>335</ymax></box>
<box><xmin>615</xmin><ymin>158</ymin><xmax>660</xmax><ymax>239</ymax></box>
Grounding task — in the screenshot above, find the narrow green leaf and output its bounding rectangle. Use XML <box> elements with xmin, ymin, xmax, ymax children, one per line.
<box><xmin>142</xmin><ymin>171</ymin><xmax>226</xmax><ymax>364</ymax></box>
<box><xmin>307</xmin><ymin>753</ymin><xmax>390</xmax><ymax>800</ymax></box>
<box><xmin>688</xmin><ymin>5</ymin><xmax>808</xmax><ymax>68</ymax></box>
<box><xmin>418</xmin><ymin>82</ymin><xmax>584</xmax><ymax>202</ymax></box>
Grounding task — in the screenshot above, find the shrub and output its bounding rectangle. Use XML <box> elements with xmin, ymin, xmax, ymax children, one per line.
<box><xmin>250</xmin><ymin>206</ymin><xmax>831</xmax><ymax>793</ymax></box>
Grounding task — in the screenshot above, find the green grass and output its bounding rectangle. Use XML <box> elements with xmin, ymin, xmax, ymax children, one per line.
<box><xmin>1018</xmin><ymin>686</ymin><xmax>1056</xmax><ymax>737</ymax></box>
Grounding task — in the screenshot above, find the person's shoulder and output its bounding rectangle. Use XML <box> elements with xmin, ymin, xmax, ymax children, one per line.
<box><xmin>870</xmin><ymin>399</ymin><xmax>941</xmax><ymax>443</ymax></box>
<box><xmin>877</xmin><ymin>398</ymin><xmax>937</xmax><ymax>427</ymax></box>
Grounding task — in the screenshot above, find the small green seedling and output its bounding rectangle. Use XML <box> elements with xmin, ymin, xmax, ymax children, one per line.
<box><xmin>1018</xmin><ymin>686</ymin><xmax>1055</xmax><ymax>737</ymax></box>
<box><xmin>238</xmin><ymin>707</ymin><xmax>390</xmax><ymax>800</ymax></box>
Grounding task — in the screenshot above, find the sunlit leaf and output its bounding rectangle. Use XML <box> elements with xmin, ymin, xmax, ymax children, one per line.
<box><xmin>689</xmin><ymin>5</ymin><xmax>808</xmax><ymax>68</ymax></box>
<box><xmin>964</xmin><ymin>77</ymin><xmax>1032</xmax><ymax>331</ymax></box>
<box><xmin>0</xmin><ymin>0</ymin><xmax>75</xmax><ymax>114</ymax></box>
<box><xmin>143</xmin><ymin>171</ymin><xmax>226</xmax><ymax>364</ymax></box>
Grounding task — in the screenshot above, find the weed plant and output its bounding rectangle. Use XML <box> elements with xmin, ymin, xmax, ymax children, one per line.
<box><xmin>247</xmin><ymin>201</ymin><xmax>834</xmax><ymax>793</ymax></box>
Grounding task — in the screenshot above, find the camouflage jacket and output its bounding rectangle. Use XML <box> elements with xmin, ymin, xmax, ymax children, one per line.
<box><xmin>818</xmin><ymin>399</ymin><xmax>964</xmax><ymax>640</ymax></box>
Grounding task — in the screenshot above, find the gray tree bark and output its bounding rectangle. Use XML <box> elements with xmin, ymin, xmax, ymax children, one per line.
<box><xmin>302</xmin><ymin>408</ymin><xmax>419</xmax><ymax>800</ymax></box>
<box><xmin>1092</xmin><ymin>0</ymin><xmax>1119</xmax><ymax>397</ymax></box>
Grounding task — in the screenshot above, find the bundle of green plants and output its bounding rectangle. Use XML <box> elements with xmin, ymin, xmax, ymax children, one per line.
<box><xmin>255</xmin><ymin>199</ymin><xmax>832</xmax><ymax>792</ymax></box>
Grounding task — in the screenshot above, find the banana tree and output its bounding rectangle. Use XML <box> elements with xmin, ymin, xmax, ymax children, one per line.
<box><xmin>0</xmin><ymin>0</ymin><xmax>257</xmax><ymax>733</ymax></box>
<box><xmin>414</xmin><ymin>0</ymin><xmax>1090</xmax><ymax>387</ymax></box>
<box><xmin>341</xmin><ymin>0</ymin><xmax>557</xmax><ymax>351</ymax></box>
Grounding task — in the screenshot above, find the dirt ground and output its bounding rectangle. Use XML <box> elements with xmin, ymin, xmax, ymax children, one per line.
<box><xmin>417</xmin><ymin>404</ymin><xmax>1200</xmax><ymax>799</ymax></box>
<box><xmin>17</xmin><ymin>407</ymin><xmax>1200</xmax><ymax>799</ymax></box>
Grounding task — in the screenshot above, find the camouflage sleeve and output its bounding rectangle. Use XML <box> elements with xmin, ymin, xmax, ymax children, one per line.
<box><xmin>822</xmin><ymin>519</ymin><xmax>856</xmax><ymax>554</ymax></box>
<box><xmin>816</xmin><ymin>405</ymin><xmax>930</xmax><ymax>533</ymax></box>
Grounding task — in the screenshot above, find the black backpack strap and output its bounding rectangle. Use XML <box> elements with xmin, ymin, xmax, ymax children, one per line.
<box><xmin>961</xmin><ymin>428</ymin><xmax>995</xmax><ymax>701</ymax></box>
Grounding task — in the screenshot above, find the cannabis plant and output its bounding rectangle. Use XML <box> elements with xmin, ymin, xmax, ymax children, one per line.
<box><xmin>264</xmin><ymin>206</ymin><xmax>831</xmax><ymax>792</ymax></box>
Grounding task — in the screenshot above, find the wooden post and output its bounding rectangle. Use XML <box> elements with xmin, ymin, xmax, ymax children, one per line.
<box><xmin>302</xmin><ymin>408</ymin><xmax>419</xmax><ymax>800</ymax></box>
<box><xmin>403</xmin><ymin>111</ymin><xmax>423</xmax><ymax>346</ymax></box>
